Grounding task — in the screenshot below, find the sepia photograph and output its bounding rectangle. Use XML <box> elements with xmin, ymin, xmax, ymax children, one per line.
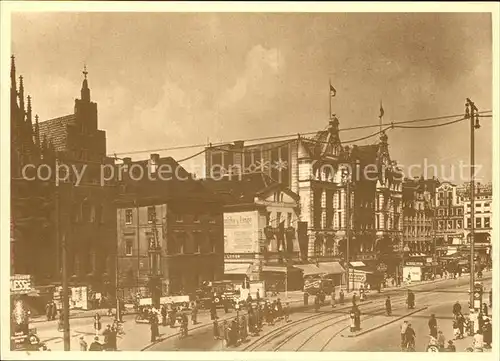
<box><xmin>1</xmin><ymin>1</ymin><xmax>498</xmax><ymax>359</ymax></box>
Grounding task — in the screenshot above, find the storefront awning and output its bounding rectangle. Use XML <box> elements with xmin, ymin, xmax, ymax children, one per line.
<box><xmin>350</xmin><ymin>261</ymin><xmax>366</xmax><ymax>267</ymax></box>
<box><xmin>446</xmin><ymin>250</ymin><xmax>458</xmax><ymax>256</ymax></box>
<box><xmin>295</xmin><ymin>262</ymin><xmax>345</xmax><ymax>276</ymax></box>
<box><xmin>224</xmin><ymin>263</ymin><xmax>252</xmax><ymax>275</ymax></box>
<box><xmin>261</xmin><ymin>265</ymin><xmax>287</xmax><ymax>273</ymax></box>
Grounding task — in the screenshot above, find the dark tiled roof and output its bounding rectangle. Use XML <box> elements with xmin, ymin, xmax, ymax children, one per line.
<box><xmin>202</xmin><ymin>172</ymin><xmax>279</xmax><ymax>205</ymax></box>
<box><xmin>37</xmin><ymin>114</ymin><xmax>76</xmax><ymax>152</ymax></box>
<box><xmin>117</xmin><ymin>156</ymin><xmax>219</xmax><ymax>205</ymax></box>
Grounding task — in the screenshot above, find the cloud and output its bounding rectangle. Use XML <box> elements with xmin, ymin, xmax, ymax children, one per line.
<box><xmin>221</xmin><ymin>45</ymin><xmax>284</xmax><ymax>107</ymax></box>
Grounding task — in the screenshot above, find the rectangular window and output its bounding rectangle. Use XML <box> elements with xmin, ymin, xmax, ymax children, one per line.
<box><xmin>244</xmin><ymin>151</ymin><xmax>252</xmax><ymax>171</ymax></box>
<box><xmin>147</xmin><ymin>206</ymin><xmax>155</xmax><ymax>223</ymax></box>
<box><xmin>125</xmin><ymin>240</ymin><xmax>133</xmax><ymax>256</ymax></box>
<box><xmin>209</xmin><ymin>234</ymin><xmax>217</xmax><ymax>253</ymax></box>
<box><xmin>467</xmin><ymin>218</ymin><xmax>472</xmax><ymax>229</ymax></box>
<box><xmin>438</xmin><ymin>221</ymin><xmax>444</xmax><ymax>230</ymax></box>
<box><xmin>439</xmin><ymin>200</ymin><xmax>444</xmax><ymax>206</ymax></box>
<box><xmin>176</xmin><ymin>233</ymin><xmax>186</xmax><ymax>254</ymax></box>
<box><xmin>484</xmin><ymin>217</ymin><xmax>490</xmax><ymax>228</ymax></box>
<box><xmin>438</xmin><ymin>209</ymin><xmax>444</xmax><ymax>216</ymax></box>
<box><xmin>125</xmin><ymin>209</ymin><xmax>133</xmax><ymax>225</ymax></box>
<box><xmin>457</xmin><ymin>219</ymin><xmax>463</xmax><ymax>229</ymax></box>
<box><xmin>457</xmin><ymin>208</ymin><xmax>463</xmax><ymax>216</ymax></box>
<box><xmin>476</xmin><ymin>217</ymin><xmax>481</xmax><ymax>228</ymax></box>
<box><xmin>447</xmin><ymin>220</ymin><xmax>453</xmax><ymax>229</ymax></box>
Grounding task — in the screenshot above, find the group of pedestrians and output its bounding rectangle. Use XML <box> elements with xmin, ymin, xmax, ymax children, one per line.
<box><xmin>83</xmin><ymin>317</ymin><xmax>120</xmax><ymax>351</ymax></box>
<box><xmin>212</xmin><ymin>298</ymin><xmax>290</xmax><ymax>348</ymax></box>
<box><xmin>44</xmin><ymin>301</ymin><xmax>59</xmax><ymax>321</ymax></box>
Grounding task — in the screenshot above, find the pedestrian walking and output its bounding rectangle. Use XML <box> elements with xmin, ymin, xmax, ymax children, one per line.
<box><xmin>400</xmin><ymin>321</ymin><xmax>408</xmax><ymax>350</ymax></box>
<box><xmin>482</xmin><ymin>318</ymin><xmax>492</xmax><ymax>348</ymax></box>
<box><xmin>352</xmin><ymin>292</ymin><xmax>357</xmax><ymax>306</ymax></box>
<box><xmin>45</xmin><ymin>302</ymin><xmax>52</xmax><ymax>322</ymax></box>
<box><xmin>88</xmin><ymin>336</ymin><xmax>103</xmax><ymax>351</ymax></box>
<box><xmin>240</xmin><ymin>316</ymin><xmax>248</xmax><ymax>343</ymax></box>
<box><xmin>482</xmin><ymin>302</ymin><xmax>488</xmax><ymax>317</ymax></box>
<box><xmin>276</xmin><ymin>298</ymin><xmax>283</xmax><ymax>320</ymax></box>
<box><xmin>405</xmin><ymin>323</ymin><xmax>416</xmax><ymax>351</ymax></box>
<box><xmin>339</xmin><ymin>289</ymin><xmax>344</xmax><ymax>304</ymax></box>
<box><xmin>349</xmin><ymin>310</ymin><xmax>356</xmax><ymax>332</ymax></box>
<box><xmin>437</xmin><ymin>330</ymin><xmax>446</xmax><ymax>350</ymax></box>
<box><xmin>213</xmin><ymin>319</ymin><xmax>220</xmax><ymax>340</ymax></box>
<box><xmin>385</xmin><ymin>296</ymin><xmax>392</xmax><ymax>316</ymax></box>
<box><xmin>314</xmin><ymin>294</ymin><xmax>320</xmax><ymax>312</ymax></box>
<box><xmin>331</xmin><ymin>290</ymin><xmax>336</xmax><ymax>308</ymax></box>
<box><xmin>452</xmin><ymin>315</ymin><xmax>460</xmax><ymax>339</ymax></box>
<box><xmin>191</xmin><ymin>302</ymin><xmax>198</xmax><ymax>325</ymax></box>
<box><xmin>428</xmin><ymin>314</ymin><xmax>438</xmax><ymax>338</ymax></box>
<box><xmin>284</xmin><ymin>302</ymin><xmax>290</xmax><ymax>322</ymax></box>
<box><xmin>103</xmin><ymin>325</ymin><xmax>112</xmax><ymax>350</ymax></box>
<box><xmin>222</xmin><ymin>320</ymin><xmax>230</xmax><ymax>347</ymax></box>
<box><xmin>230</xmin><ymin>318</ymin><xmax>239</xmax><ymax>346</ymax></box>
<box><xmin>57</xmin><ymin>311</ymin><xmax>64</xmax><ymax>331</ymax></box>
<box><xmin>79</xmin><ymin>336</ymin><xmax>88</xmax><ymax>351</ymax></box>
<box><xmin>354</xmin><ymin>306</ymin><xmax>361</xmax><ymax>330</ymax></box>
<box><xmin>51</xmin><ymin>302</ymin><xmax>58</xmax><ymax>321</ymax></box>
<box><xmin>303</xmin><ymin>291</ymin><xmax>309</xmax><ymax>306</ymax></box>
<box><xmin>452</xmin><ymin>301</ymin><xmax>461</xmax><ymax>316</ymax></box>
<box><xmin>93</xmin><ymin>313</ymin><xmax>102</xmax><ymax>336</ymax></box>
<box><xmin>457</xmin><ymin>313</ymin><xmax>465</xmax><ymax>339</ymax></box>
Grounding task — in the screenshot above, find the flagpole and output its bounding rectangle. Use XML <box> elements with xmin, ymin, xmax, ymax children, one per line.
<box><xmin>379</xmin><ymin>100</ymin><xmax>383</xmax><ymax>132</ymax></box>
<box><xmin>329</xmin><ymin>79</ymin><xmax>332</xmax><ymax>120</ymax></box>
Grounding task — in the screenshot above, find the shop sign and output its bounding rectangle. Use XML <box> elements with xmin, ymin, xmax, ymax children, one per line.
<box><xmin>348</xmin><ymin>270</ymin><xmax>367</xmax><ymax>283</ymax></box>
<box><xmin>10</xmin><ymin>275</ymin><xmax>32</xmax><ymax>295</ymax></box>
<box><xmin>356</xmin><ymin>253</ymin><xmax>377</xmax><ymax>261</ymax></box>
<box><xmin>405</xmin><ymin>261</ymin><xmax>424</xmax><ymax>267</ymax></box>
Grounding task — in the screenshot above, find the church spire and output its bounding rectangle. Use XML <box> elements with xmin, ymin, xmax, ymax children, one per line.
<box><xmin>34</xmin><ymin>114</ymin><xmax>40</xmax><ymax>147</ymax></box>
<box><xmin>19</xmin><ymin>75</ymin><xmax>25</xmax><ymax>116</ymax></box>
<box><xmin>26</xmin><ymin>95</ymin><xmax>33</xmax><ymax>126</ymax></box>
<box><xmin>81</xmin><ymin>64</ymin><xmax>91</xmax><ymax>102</ymax></box>
<box><xmin>11</xmin><ymin>55</ymin><xmax>16</xmax><ymax>92</ymax></box>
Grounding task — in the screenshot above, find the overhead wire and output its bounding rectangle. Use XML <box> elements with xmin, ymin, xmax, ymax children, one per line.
<box><xmin>108</xmin><ymin>110</ymin><xmax>492</xmax><ymax>157</ymax></box>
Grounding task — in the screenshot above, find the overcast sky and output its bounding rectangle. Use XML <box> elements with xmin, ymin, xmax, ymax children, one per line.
<box><xmin>11</xmin><ymin>12</ymin><xmax>493</xmax><ymax>182</ymax></box>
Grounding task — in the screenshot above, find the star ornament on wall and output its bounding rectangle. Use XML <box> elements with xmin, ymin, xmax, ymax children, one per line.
<box><xmin>272</xmin><ymin>160</ymin><xmax>289</xmax><ymax>172</ymax></box>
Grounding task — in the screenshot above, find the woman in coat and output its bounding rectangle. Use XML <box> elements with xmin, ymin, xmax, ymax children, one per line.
<box><xmin>93</xmin><ymin>313</ymin><xmax>101</xmax><ymax>336</ymax></box>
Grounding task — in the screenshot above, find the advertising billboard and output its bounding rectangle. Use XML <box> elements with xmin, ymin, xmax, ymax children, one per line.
<box><xmin>224</xmin><ymin>211</ymin><xmax>258</xmax><ymax>253</ymax></box>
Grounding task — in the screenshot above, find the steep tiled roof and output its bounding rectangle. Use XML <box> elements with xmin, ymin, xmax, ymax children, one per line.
<box><xmin>37</xmin><ymin>114</ymin><xmax>76</xmax><ymax>152</ymax></box>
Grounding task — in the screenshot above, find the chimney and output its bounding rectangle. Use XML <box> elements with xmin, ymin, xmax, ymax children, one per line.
<box><xmin>150</xmin><ymin>153</ymin><xmax>160</xmax><ymax>173</ymax></box>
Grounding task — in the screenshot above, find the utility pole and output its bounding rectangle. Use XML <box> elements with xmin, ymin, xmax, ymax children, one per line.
<box><xmin>55</xmin><ymin>169</ymin><xmax>70</xmax><ymax>351</ymax></box>
<box><xmin>465</xmin><ymin>98</ymin><xmax>480</xmax><ymax>309</ymax></box>
<box><xmin>345</xmin><ymin>169</ymin><xmax>351</xmax><ymax>293</ymax></box>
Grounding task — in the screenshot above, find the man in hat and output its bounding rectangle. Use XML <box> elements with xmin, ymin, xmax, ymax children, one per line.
<box><xmin>482</xmin><ymin>317</ymin><xmax>492</xmax><ymax>348</ymax></box>
<box><xmin>88</xmin><ymin>336</ymin><xmax>103</xmax><ymax>351</ymax></box>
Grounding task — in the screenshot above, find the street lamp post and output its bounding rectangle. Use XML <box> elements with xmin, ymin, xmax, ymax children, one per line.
<box><xmin>465</xmin><ymin>98</ymin><xmax>480</xmax><ymax>309</ymax></box>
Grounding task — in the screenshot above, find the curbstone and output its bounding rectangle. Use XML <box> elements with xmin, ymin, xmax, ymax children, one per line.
<box><xmin>342</xmin><ymin>306</ymin><xmax>428</xmax><ymax>338</ymax></box>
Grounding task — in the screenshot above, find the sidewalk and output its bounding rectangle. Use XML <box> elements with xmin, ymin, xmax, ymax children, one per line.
<box><xmin>40</xmin><ymin>308</ymin><xmax>245</xmax><ymax>351</ymax></box>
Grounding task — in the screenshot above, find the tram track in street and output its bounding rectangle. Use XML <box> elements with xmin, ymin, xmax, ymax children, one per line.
<box><xmin>244</xmin><ymin>278</ymin><xmax>481</xmax><ymax>352</ymax></box>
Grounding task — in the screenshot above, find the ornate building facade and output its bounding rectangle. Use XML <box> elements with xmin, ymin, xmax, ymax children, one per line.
<box><xmin>402</xmin><ymin>177</ymin><xmax>439</xmax><ymax>277</ymax></box>
<box><xmin>205</xmin><ymin>115</ymin><xmax>404</xmax><ymax>276</ymax></box>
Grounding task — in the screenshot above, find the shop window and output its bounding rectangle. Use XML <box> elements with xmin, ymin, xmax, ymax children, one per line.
<box><xmin>147</xmin><ymin>206</ymin><xmax>156</xmax><ymax>224</ymax></box>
